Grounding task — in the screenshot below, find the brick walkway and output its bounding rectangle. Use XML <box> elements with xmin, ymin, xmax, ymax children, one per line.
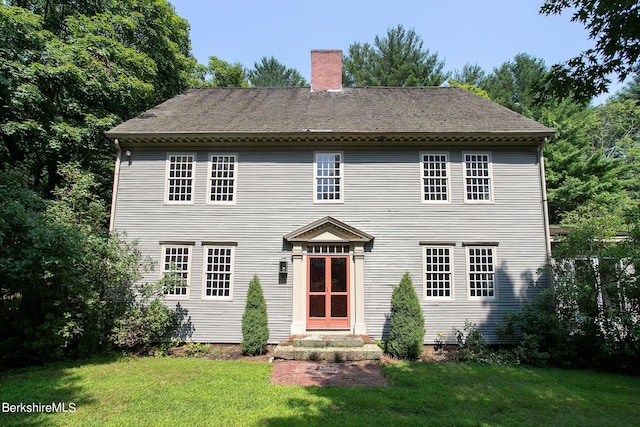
<box><xmin>270</xmin><ymin>360</ymin><xmax>388</xmax><ymax>387</ymax></box>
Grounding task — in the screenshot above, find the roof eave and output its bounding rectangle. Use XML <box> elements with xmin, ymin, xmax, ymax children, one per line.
<box><xmin>106</xmin><ymin>130</ymin><xmax>555</xmax><ymax>147</ymax></box>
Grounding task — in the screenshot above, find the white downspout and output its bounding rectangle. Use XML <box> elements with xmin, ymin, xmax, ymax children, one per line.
<box><xmin>109</xmin><ymin>139</ymin><xmax>121</xmax><ymax>232</ymax></box>
<box><xmin>538</xmin><ymin>139</ymin><xmax>552</xmax><ymax>285</ymax></box>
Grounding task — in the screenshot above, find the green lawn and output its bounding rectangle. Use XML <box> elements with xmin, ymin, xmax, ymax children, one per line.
<box><xmin>1</xmin><ymin>355</ymin><xmax>639</xmax><ymax>426</ymax></box>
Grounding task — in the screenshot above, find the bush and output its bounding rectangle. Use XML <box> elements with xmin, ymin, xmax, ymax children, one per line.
<box><xmin>111</xmin><ymin>298</ymin><xmax>177</xmax><ymax>352</ymax></box>
<box><xmin>386</xmin><ymin>272</ymin><xmax>425</xmax><ymax>360</ymax></box>
<box><xmin>241</xmin><ymin>275</ymin><xmax>269</xmax><ymax>356</ymax></box>
<box><xmin>456</xmin><ymin>320</ymin><xmax>516</xmax><ymax>365</ymax></box>
<box><xmin>0</xmin><ymin>166</ymin><xmax>150</xmax><ymax>366</ymax></box>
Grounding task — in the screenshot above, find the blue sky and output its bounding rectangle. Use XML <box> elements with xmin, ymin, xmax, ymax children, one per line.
<box><xmin>170</xmin><ymin>0</ymin><xmax>620</xmax><ymax>100</ymax></box>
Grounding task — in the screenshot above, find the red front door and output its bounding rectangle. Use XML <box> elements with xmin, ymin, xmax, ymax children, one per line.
<box><xmin>307</xmin><ymin>256</ymin><xmax>350</xmax><ymax>328</ymax></box>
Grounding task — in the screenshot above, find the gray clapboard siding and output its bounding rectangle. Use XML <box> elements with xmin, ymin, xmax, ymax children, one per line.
<box><xmin>112</xmin><ymin>145</ymin><xmax>548</xmax><ymax>343</ymax></box>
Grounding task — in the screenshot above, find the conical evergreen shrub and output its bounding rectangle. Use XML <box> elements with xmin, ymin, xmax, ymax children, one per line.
<box><xmin>386</xmin><ymin>272</ymin><xmax>425</xmax><ymax>360</ymax></box>
<box><xmin>241</xmin><ymin>274</ymin><xmax>270</xmax><ymax>355</ymax></box>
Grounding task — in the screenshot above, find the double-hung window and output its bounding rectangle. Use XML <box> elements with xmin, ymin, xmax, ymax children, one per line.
<box><xmin>466</xmin><ymin>246</ymin><xmax>496</xmax><ymax>298</ymax></box>
<box><xmin>208</xmin><ymin>154</ymin><xmax>237</xmax><ymax>204</ymax></box>
<box><xmin>423</xmin><ymin>245</ymin><xmax>453</xmax><ymax>299</ymax></box>
<box><xmin>202</xmin><ymin>245</ymin><xmax>235</xmax><ymax>299</ymax></box>
<box><xmin>314</xmin><ymin>152</ymin><xmax>343</xmax><ymax>202</ymax></box>
<box><xmin>161</xmin><ymin>245</ymin><xmax>191</xmax><ymax>298</ymax></box>
<box><xmin>463</xmin><ymin>153</ymin><xmax>492</xmax><ymax>202</ymax></box>
<box><xmin>166</xmin><ymin>154</ymin><xmax>195</xmax><ymax>203</ymax></box>
<box><xmin>421</xmin><ymin>153</ymin><xmax>449</xmax><ymax>202</ymax></box>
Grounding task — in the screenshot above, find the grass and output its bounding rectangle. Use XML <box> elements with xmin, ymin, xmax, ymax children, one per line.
<box><xmin>1</xmin><ymin>355</ymin><xmax>639</xmax><ymax>426</ymax></box>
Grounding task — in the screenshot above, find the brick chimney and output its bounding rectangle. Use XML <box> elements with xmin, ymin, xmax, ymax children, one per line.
<box><xmin>311</xmin><ymin>50</ymin><xmax>342</xmax><ymax>91</ymax></box>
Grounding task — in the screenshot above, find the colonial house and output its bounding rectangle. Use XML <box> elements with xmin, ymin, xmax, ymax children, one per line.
<box><xmin>106</xmin><ymin>50</ymin><xmax>554</xmax><ymax>345</ymax></box>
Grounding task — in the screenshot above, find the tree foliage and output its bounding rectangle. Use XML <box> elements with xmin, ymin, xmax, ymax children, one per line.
<box><xmin>0</xmin><ymin>1</ymin><xmax>195</xmax><ymax>198</ymax></box>
<box><xmin>241</xmin><ymin>275</ymin><xmax>269</xmax><ymax>356</ymax></box>
<box><xmin>247</xmin><ymin>56</ymin><xmax>307</xmax><ymax>87</ymax></box>
<box><xmin>481</xmin><ymin>53</ymin><xmax>553</xmax><ymax>119</ymax></box>
<box><xmin>503</xmin><ymin>202</ymin><xmax>640</xmax><ymax>373</ymax></box>
<box><xmin>386</xmin><ymin>272</ymin><xmax>425</xmax><ymax>360</ymax></box>
<box><xmin>343</xmin><ymin>24</ymin><xmax>448</xmax><ymax>87</ymax></box>
<box><xmin>448</xmin><ymin>79</ymin><xmax>490</xmax><ymax>100</ymax></box>
<box><xmin>0</xmin><ymin>164</ymin><xmax>175</xmax><ymax>366</ymax></box>
<box><xmin>451</xmin><ymin>63</ymin><xmax>487</xmax><ymax>87</ymax></box>
<box><xmin>543</xmin><ymin>96</ymin><xmax>639</xmax><ymax>223</ymax></box>
<box><xmin>540</xmin><ymin>0</ymin><xmax>640</xmax><ymax>102</ymax></box>
<box><xmin>195</xmin><ymin>56</ymin><xmax>249</xmax><ymax>88</ymax></box>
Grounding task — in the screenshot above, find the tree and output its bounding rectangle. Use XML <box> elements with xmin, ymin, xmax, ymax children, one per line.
<box><xmin>241</xmin><ymin>275</ymin><xmax>269</xmax><ymax>356</ymax></box>
<box><xmin>615</xmin><ymin>69</ymin><xmax>640</xmax><ymax>103</ymax></box>
<box><xmin>481</xmin><ymin>53</ymin><xmax>552</xmax><ymax>119</ymax></box>
<box><xmin>540</xmin><ymin>0</ymin><xmax>640</xmax><ymax>102</ymax></box>
<box><xmin>451</xmin><ymin>63</ymin><xmax>487</xmax><ymax>87</ymax></box>
<box><xmin>0</xmin><ymin>1</ymin><xmax>196</xmax><ymax>198</ymax></box>
<box><xmin>545</xmin><ymin>93</ymin><xmax>640</xmax><ymax>224</ymax></box>
<box><xmin>544</xmin><ymin>203</ymin><xmax>640</xmax><ymax>371</ymax></box>
<box><xmin>343</xmin><ymin>24</ymin><xmax>448</xmax><ymax>87</ymax></box>
<box><xmin>247</xmin><ymin>56</ymin><xmax>307</xmax><ymax>87</ymax></box>
<box><xmin>386</xmin><ymin>272</ymin><xmax>425</xmax><ymax>360</ymax></box>
<box><xmin>448</xmin><ymin>80</ymin><xmax>491</xmax><ymax>100</ymax></box>
<box><xmin>0</xmin><ymin>165</ymin><xmax>159</xmax><ymax>365</ymax></box>
<box><xmin>194</xmin><ymin>56</ymin><xmax>248</xmax><ymax>88</ymax></box>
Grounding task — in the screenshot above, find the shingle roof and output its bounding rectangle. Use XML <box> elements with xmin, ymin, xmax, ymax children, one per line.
<box><xmin>106</xmin><ymin>87</ymin><xmax>553</xmax><ymax>142</ymax></box>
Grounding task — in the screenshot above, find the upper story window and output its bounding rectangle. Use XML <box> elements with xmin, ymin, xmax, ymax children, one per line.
<box><xmin>463</xmin><ymin>153</ymin><xmax>492</xmax><ymax>202</ymax></box>
<box><xmin>208</xmin><ymin>154</ymin><xmax>237</xmax><ymax>204</ymax></box>
<box><xmin>423</xmin><ymin>245</ymin><xmax>453</xmax><ymax>299</ymax></box>
<box><xmin>203</xmin><ymin>245</ymin><xmax>235</xmax><ymax>299</ymax></box>
<box><xmin>161</xmin><ymin>245</ymin><xmax>191</xmax><ymax>298</ymax></box>
<box><xmin>467</xmin><ymin>246</ymin><xmax>496</xmax><ymax>298</ymax></box>
<box><xmin>315</xmin><ymin>152</ymin><xmax>343</xmax><ymax>202</ymax></box>
<box><xmin>421</xmin><ymin>153</ymin><xmax>449</xmax><ymax>202</ymax></box>
<box><xmin>166</xmin><ymin>153</ymin><xmax>195</xmax><ymax>203</ymax></box>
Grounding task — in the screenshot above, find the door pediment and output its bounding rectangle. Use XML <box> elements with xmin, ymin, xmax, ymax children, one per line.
<box><xmin>284</xmin><ymin>216</ymin><xmax>374</xmax><ymax>244</ymax></box>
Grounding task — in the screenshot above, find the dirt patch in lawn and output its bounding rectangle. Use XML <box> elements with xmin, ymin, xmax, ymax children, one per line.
<box><xmin>270</xmin><ymin>360</ymin><xmax>388</xmax><ymax>387</ymax></box>
<box><xmin>168</xmin><ymin>343</ymin><xmax>275</xmax><ymax>361</ymax></box>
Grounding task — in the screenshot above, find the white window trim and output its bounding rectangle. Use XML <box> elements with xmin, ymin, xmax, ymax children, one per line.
<box><xmin>420</xmin><ymin>152</ymin><xmax>451</xmax><ymax>203</ymax></box>
<box><xmin>422</xmin><ymin>244</ymin><xmax>455</xmax><ymax>300</ymax></box>
<box><xmin>160</xmin><ymin>244</ymin><xmax>192</xmax><ymax>300</ymax></box>
<box><xmin>462</xmin><ymin>152</ymin><xmax>494</xmax><ymax>204</ymax></box>
<box><xmin>465</xmin><ymin>245</ymin><xmax>497</xmax><ymax>300</ymax></box>
<box><xmin>165</xmin><ymin>152</ymin><xmax>196</xmax><ymax>204</ymax></box>
<box><xmin>206</xmin><ymin>153</ymin><xmax>238</xmax><ymax>205</ymax></box>
<box><xmin>313</xmin><ymin>151</ymin><xmax>344</xmax><ymax>203</ymax></box>
<box><xmin>201</xmin><ymin>244</ymin><xmax>235</xmax><ymax>301</ymax></box>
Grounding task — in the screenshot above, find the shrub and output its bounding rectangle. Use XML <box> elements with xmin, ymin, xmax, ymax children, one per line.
<box><xmin>183</xmin><ymin>342</ymin><xmax>211</xmax><ymax>357</ymax></box>
<box><xmin>0</xmin><ymin>166</ymin><xmax>150</xmax><ymax>366</ymax></box>
<box><xmin>241</xmin><ymin>275</ymin><xmax>269</xmax><ymax>356</ymax></box>
<box><xmin>386</xmin><ymin>272</ymin><xmax>425</xmax><ymax>360</ymax></box>
<box><xmin>455</xmin><ymin>320</ymin><xmax>515</xmax><ymax>364</ymax></box>
<box><xmin>111</xmin><ymin>298</ymin><xmax>177</xmax><ymax>352</ymax></box>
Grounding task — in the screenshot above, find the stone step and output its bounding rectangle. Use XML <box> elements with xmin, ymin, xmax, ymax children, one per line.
<box><xmin>293</xmin><ymin>335</ymin><xmax>365</xmax><ymax>348</ymax></box>
<box><xmin>273</xmin><ymin>343</ymin><xmax>383</xmax><ymax>362</ymax></box>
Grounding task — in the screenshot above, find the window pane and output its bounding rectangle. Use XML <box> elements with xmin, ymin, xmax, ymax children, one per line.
<box><xmin>422</xmin><ymin>154</ymin><xmax>448</xmax><ymax>201</ymax></box>
<box><xmin>163</xmin><ymin>246</ymin><xmax>190</xmax><ymax>296</ymax></box>
<box><xmin>331</xmin><ymin>258</ymin><xmax>347</xmax><ymax>292</ymax></box>
<box><xmin>309</xmin><ymin>258</ymin><xmax>325</xmax><ymax>292</ymax></box>
<box><xmin>331</xmin><ymin>295</ymin><xmax>348</xmax><ymax>317</ymax></box>
<box><xmin>425</xmin><ymin>247</ymin><xmax>451</xmax><ymax>298</ymax></box>
<box><xmin>167</xmin><ymin>155</ymin><xmax>194</xmax><ymax>202</ymax></box>
<box><xmin>315</xmin><ymin>153</ymin><xmax>342</xmax><ymax>201</ymax></box>
<box><xmin>468</xmin><ymin>247</ymin><xmax>495</xmax><ymax>297</ymax></box>
<box><xmin>309</xmin><ymin>295</ymin><xmax>325</xmax><ymax>317</ymax></box>
<box><xmin>209</xmin><ymin>154</ymin><xmax>236</xmax><ymax>203</ymax></box>
<box><xmin>464</xmin><ymin>153</ymin><xmax>491</xmax><ymax>201</ymax></box>
<box><xmin>204</xmin><ymin>247</ymin><xmax>233</xmax><ymax>297</ymax></box>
